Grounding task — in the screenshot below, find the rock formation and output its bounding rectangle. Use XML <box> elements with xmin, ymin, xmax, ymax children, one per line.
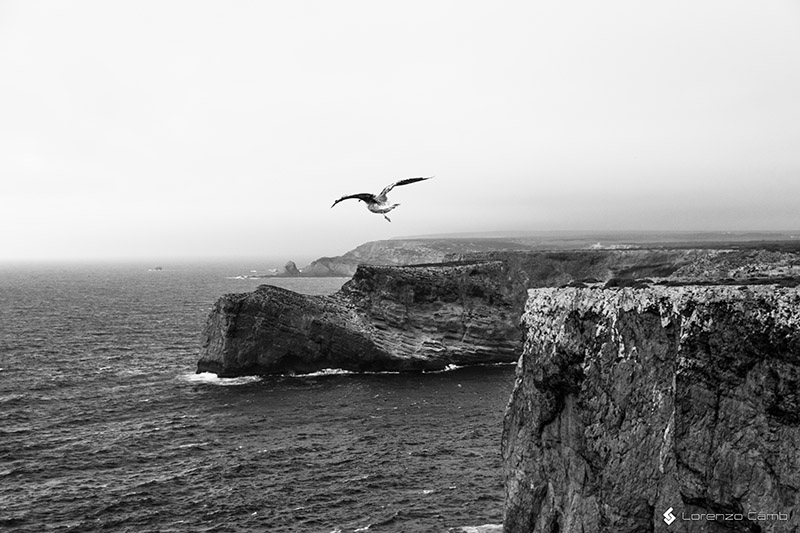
<box><xmin>295</xmin><ymin>238</ymin><xmax>538</xmax><ymax>277</ymax></box>
<box><xmin>197</xmin><ymin>261</ymin><xmax>526</xmax><ymax>376</ymax></box>
<box><xmin>197</xmin><ymin>241</ymin><xmax>800</xmax><ymax>530</ymax></box>
<box><xmin>199</xmin><ymin>248</ymin><xmax>800</xmax><ymax>376</ymax></box>
<box><xmin>283</xmin><ymin>232</ymin><xmax>800</xmax><ymax>277</ymax></box>
<box><xmin>282</xmin><ymin>260</ymin><xmax>301</xmax><ymax>276</ymax></box>
<box><xmin>455</xmin><ymin>248</ymin><xmax>800</xmax><ymax>287</ymax></box>
<box><xmin>503</xmin><ymin>283</ymin><xmax>800</xmax><ymax>532</ymax></box>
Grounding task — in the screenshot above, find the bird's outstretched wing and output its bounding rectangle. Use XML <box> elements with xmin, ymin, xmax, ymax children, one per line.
<box><xmin>377</xmin><ymin>176</ymin><xmax>433</xmax><ymax>201</ymax></box>
<box><xmin>331</xmin><ymin>193</ymin><xmax>377</xmax><ymax>208</ymax></box>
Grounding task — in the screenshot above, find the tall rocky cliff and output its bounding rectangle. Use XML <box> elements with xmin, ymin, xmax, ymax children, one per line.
<box><xmin>503</xmin><ymin>284</ymin><xmax>800</xmax><ymax>532</ymax></box>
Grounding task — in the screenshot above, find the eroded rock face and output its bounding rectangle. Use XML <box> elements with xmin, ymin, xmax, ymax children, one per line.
<box><xmin>197</xmin><ymin>285</ymin><xmax>391</xmax><ymax>376</ymax></box>
<box><xmin>197</xmin><ymin>261</ymin><xmax>525</xmax><ymax>376</ymax></box>
<box><xmin>503</xmin><ymin>285</ymin><xmax>800</xmax><ymax>532</ymax></box>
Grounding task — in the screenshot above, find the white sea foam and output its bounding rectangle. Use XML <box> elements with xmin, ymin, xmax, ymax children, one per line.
<box><xmin>419</xmin><ymin>363</ymin><xmax>463</xmax><ymax>373</ymax></box>
<box><xmin>181</xmin><ymin>372</ymin><xmax>262</xmax><ymax>386</ymax></box>
<box><xmin>299</xmin><ymin>368</ymin><xmax>355</xmax><ymax>377</ymax></box>
<box><xmin>422</xmin><ymin>362</ymin><xmax>517</xmax><ymax>374</ymax></box>
<box><xmin>451</xmin><ymin>525</ymin><xmax>503</xmax><ymax>533</ymax></box>
<box><xmin>291</xmin><ymin>368</ymin><xmax>401</xmax><ymax>377</ymax></box>
<box><xmin>294</xmin><ymin>362</ymin><xmax>516</xmax><ymax>378</ymax></box>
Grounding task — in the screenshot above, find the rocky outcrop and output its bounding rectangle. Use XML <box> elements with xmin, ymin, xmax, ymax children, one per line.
<box><xmin>197</xmin><ymin>261</ymin><xmax>526</xmax><ymax>376</ymax></box>
<box><xmin>282</xmin><ymin>260</ymin><xmax>301</xmax><ymax>276</ymax></box>
<box><xmin>503</xmin><ymin>284</ymin><xmax>800</xmax><ymax>532</ymax></box>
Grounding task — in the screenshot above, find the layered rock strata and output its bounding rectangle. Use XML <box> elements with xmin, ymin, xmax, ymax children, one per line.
<box><xmin>199</xmin><ymin>249</ymin><xmax>800</xmax><ymax>377</ymax></box>
<box><xmin>503</xmin><ymin>284</ymin><xmax>800</xmax><ymax>532</ymax></box>
<box><xmin>197</xmin><ymin>261</ymin><xmax>525</xmax><ymax>376</ymax></box>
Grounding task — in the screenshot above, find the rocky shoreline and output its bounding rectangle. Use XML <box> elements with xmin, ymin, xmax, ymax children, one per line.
<box><xmin>197</xmin><ymin>244</ymin><xmax>800</xmax><ymax>531</ymax></box>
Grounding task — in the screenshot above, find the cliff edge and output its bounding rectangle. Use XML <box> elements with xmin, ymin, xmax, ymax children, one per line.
<box><xmin>503</xmin><ymin>284</ymin><xmax>800</xmax><ymax>532</ymax></box>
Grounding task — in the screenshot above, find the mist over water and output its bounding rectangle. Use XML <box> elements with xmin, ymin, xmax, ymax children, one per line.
<box><xmin>0</xmin><ymin>263</ymin><xmax>513</xmax><ymax>532</ymax></box>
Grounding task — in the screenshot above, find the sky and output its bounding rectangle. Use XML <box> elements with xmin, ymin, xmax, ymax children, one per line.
<box><xmin>1</xmin><ymin>1</ymin><xmax>799</xmax><ymax>262</ymax></box>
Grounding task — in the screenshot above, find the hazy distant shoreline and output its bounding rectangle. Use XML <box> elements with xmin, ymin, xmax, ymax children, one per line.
<box><xmin>262</xmin><ymin>230</ymin><xmax>800</xmax><ymax>278</ymax></box>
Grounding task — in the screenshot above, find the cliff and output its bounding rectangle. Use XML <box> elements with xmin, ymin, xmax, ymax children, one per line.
<box><xmin>297</xmin><ymin>239</ymin><xmax>452</xmax><ymax>276</ymax></box>
<box><xmin>455</xmin><ymin>248</ymin><xmax>800</xmax><ymax>286</ymax></box>
<box><xmin>197</xmin><ymin>261</ymin><xmax>525</xmax><ymax>376</ymax></box>
<box><xmin>503</xmin><ymin>284</ymin><xmax>800</xmax><ymax>532</ymax></box>
<box><xmin>288</xmin><ymin>233</ymin><xmax>800</xmax><ymax>277</ymax></box>
<box><xmin>297</xmin><ymin>238</ymin><xmax>538</xmax><ymax>277</ymax></box>
<box><xmin>199</xmin><ymin>248</ymin><xmax>800</xmax><ymax>376</ymax></box>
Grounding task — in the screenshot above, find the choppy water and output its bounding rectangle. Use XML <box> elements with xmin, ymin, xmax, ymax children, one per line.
<box><xmin>0</xmin><ymin>262</ymin><xmax>514</xmax><ymax>532</ymax></box>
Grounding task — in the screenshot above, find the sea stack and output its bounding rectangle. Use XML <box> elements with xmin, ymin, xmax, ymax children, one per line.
<box><xmin>283</xmin><ymin>260</ymin><xmax>301</xmax><ymax>276</ymax></box>
<box><xmin>197</xmin><ymin>261</ymin><xmax>526</xmax><ymax>376</ymax></box>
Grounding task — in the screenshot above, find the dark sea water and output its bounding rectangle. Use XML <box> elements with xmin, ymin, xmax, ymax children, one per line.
<box><xmin>0</xmin><ymin>262</ymin><xmax>515</xmax><ymax>532</ymax></box>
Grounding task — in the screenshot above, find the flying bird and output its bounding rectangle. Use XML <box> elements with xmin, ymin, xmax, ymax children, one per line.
<box><xmin>330</xmin><ymin>176</ymin><xmax>433</xmax><ymax>222</ymax></box>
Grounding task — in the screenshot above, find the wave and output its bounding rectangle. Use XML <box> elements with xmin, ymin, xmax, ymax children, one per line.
<box><xmin>451</xmin><ymin>525</ymin><xmax>503</xmax><ymax>533</ymax></box>
<box><xmin>181</xmin><ymin>362</ymin><xmax>516</xmax><ymax>383</ymax></box>
<box><xmin>295</xmin><ymin>362</ymin><xmax>515</xmax><ymax>377</ymax></box>
<box><xmin>180</xmin><ymin>372</ymin><xmax>262</xmax><ymax>386</ymax></box>
<box><xmin>423</xmin><ymin>362</ymin><xmax>517</xmax><ymax>374</ymax></box>
<box><xmin>422</xmin><ymin>363</ymin><xmax>463</xmax><ymax>373</ymax></box>
<box><xmin>0</xmin><ymin>393</ymin><xmax>27</xmax><ymax>405</ymax></box>
<box><xmin>290</xmin><ymin>368</ymin><xmax>401</xmax><ymax>378</ymax></box>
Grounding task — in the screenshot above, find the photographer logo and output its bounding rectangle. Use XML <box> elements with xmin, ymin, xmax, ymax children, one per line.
<box><xmin>662</xmin><ymin>506</ymin><xmax>788</xmax><ymax>526</ymax></box>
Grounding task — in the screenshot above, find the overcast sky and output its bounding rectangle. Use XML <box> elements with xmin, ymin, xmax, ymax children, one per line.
<box><xmin>1</xmin><ymin>1</ymin><xmax>799</xmax><ymax>262</ymax></box>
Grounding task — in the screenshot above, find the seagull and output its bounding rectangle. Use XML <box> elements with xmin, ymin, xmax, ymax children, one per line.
<box><xmin>330</xmin><ymin>176</ymin><xmax>433</xmax><ymax>222</ymax></box>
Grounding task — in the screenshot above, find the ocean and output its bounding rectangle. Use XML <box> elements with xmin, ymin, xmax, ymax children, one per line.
<box><xmin>0</xmin><ymin>262</ymin><xmax>515</xmax><ymax>532</ymax></box>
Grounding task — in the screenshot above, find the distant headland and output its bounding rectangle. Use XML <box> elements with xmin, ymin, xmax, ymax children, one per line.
<box><xmin>258</xmin><ymin>230</ymin><xmax>800</xmax><ymax>278</ymax></box>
